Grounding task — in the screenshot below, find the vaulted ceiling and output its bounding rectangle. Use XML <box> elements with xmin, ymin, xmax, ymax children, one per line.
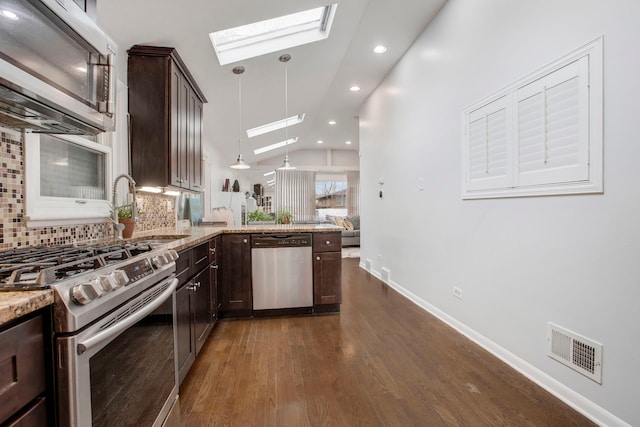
<box><xmin>97</xmin><ymin>0</ymin><xmax>446</xmax><ymax>185</ymax></box>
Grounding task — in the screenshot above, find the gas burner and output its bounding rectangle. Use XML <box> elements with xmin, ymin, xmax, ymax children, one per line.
<box><xmin>0</xmin><ymin>241</ymin><xmax>161</xmax><ymax>290</ymax></box>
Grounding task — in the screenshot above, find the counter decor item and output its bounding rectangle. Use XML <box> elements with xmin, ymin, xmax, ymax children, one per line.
<box><xmin>232</xmin><ymin>179</ymin><xmax>240</xmax><ymax>192</ymax></box>
<box><xmin>276</xmin><ymin>209</ymin><xmax>292</xmax><ymax>224</ymax></box>
<box><xmin>118</xmin><ymin>206</ymin><xmax>136</xmax><ymax>238</ymax></box>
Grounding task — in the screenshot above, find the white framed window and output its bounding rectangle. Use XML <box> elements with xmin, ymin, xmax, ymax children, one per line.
<box><xmin>462</xmin><ymin>36</ymin><xmax>603</xmax><ymax>199</ymax></box>
<box><xmin>25</xmin><ymin>133</ymin><xmax>112</xmax><ymax>227</ymax></box>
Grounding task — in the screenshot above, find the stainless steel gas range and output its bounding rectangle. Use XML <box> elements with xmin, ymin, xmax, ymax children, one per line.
<box><xmin>0</xmin><ymin>240</ymin><xmax>181</xmax><ymax>427</ymax></box>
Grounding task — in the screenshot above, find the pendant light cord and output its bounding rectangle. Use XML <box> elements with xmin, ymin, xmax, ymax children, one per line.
<box><xmin>284</xmin><ymin>58</ymin><xmax>289</xmax><ymax>157</ymax></box>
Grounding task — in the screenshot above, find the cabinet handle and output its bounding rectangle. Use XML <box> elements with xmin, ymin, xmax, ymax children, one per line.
<box><xmin>211</xmin><ymin>264</ymin><xmax>219</xmax><ymax>269</ymax></box>
<box><xmin>326</xmin><ymin>241</ymin><xmax>330</xmax><ymax>245</ymax></box>
<box><xmin>210</xmin><ymin>247</ymin><xmax>216</xmax><ymax>254</ymax></box>
<box><xmin>75</xmin><ymin>200</ymin><xmax>88</xmax><ymax>204</ymax></box>
<box><xmin>243</xmin><ymin>239</ymin><xmax>248</xmax><ymax>244</ymax></box>
<box><xmin>195</xmin><ymin>282</ymin><xmax>201</xmax><ymax>289</ymax></box>
<box><xmin>316</xmin><ymin>256</ymin><xmax>321</xmax><ymax>261</ymax></box>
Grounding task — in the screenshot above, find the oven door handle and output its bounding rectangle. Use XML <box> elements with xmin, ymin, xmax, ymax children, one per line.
<box><xmin>77</xmin><ymin>278</ymin><xmax>178</xmax><ymax>355</ymax></box>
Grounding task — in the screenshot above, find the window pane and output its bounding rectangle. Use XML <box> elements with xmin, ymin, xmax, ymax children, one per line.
<box><xmin>39</xmin><ymin>135</ymin><xmax>106</xmax><ymax>199</ymax></box>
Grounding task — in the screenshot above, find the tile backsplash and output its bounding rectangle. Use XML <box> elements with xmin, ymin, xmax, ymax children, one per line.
<box><xmin>0</xmin><ymin>128</ymin><xmax>176</xmax><ymax>249</ymax></box>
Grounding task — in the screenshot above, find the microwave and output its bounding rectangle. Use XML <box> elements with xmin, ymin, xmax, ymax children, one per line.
<box><xmin>0</xmin><ymin>0</ymin><xmax>117</xmax><ymax>134</ymax></box>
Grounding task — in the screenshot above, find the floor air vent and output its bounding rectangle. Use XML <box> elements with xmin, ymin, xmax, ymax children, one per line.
<box><xmin>547</xmin><ymin>322</ymin><xmax>603</xmax><ymax>384</ymax></box>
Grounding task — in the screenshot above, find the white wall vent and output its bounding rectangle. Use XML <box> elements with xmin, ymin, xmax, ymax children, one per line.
<box><xmin>365</xmin><ymin>259</ymin><xmax>372</xmax><ymax>271</ymax></box>
<box><xmin>381</xmin><ymin>267</ymin><xmax>390</xmax><ymax>283</ymax></box>
<box><xmin>547</xmin><ymin>322</ymin><xmax>603</xmax><ymax>384</ymax></box>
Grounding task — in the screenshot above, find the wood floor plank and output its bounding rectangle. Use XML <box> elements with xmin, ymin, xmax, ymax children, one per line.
<box><xmin>179</xmin><ymin>258</ymin><xmax>595</xmax><ymax>426</ymax></box>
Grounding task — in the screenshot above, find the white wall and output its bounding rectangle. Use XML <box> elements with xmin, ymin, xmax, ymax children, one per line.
<box><xmin>359</xmin><ymin>1</ymin><xmax>640</xmax><ymax>425</ymax></box>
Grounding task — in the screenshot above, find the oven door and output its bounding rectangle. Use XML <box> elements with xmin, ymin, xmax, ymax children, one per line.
<box><xmin>57</xmin><ymin>277</ymin><xmax>179</xmax><ymax>427</ymax></box>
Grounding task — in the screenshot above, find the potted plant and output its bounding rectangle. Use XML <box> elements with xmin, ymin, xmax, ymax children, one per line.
<box><xmin>118</xmin><ymin>206</ymin><xmax>136</xmax><ymax>238</ymax></box>
<box><xmin>247</xmin><ymin>210</ymin><xmax>274</xmax><ymax>223</ymax></box>
<box><xmin>276</xmin><ymin>209</ymin><xmax>292</xmax><ymax>224</ymax></box>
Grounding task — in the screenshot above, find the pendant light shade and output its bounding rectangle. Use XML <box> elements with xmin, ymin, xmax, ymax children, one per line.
<box><xmin>230</xmin><ymin>66</ymin><xmax>250</xmax><ymax>170</ymax></box>
<box><xmin>277</xmin><ymin>54</ymin><xmax>296</xmax><ymax>170</ymax></box>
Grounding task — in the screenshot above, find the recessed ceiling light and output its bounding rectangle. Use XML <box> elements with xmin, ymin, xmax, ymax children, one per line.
<box><xmin>246</xmin><ymin>114</ymin><xmax>305</xmax><ymax>138</ymax></box>
<box><xmin>328</xmin><ymin>120</ymin><xmax>336</xmax><ymax>125</ymax></box>
<box><xmin>253</xmin><ymin>137</ymin><xmax>298</xmax><ymax>155</ymax></box>
<box><xmin>373</xmin><ymin>45</ymin><xmax>387</xmax><ymax>53</ymax></box>
<box><xmin>350</xmin><ymin>86</ymin><xmax>361</xmax><ymax>92</ymax></box>
<box><xmin>264</xmin><ymin>170</ymin><xmax>275</xmax><ymax>176</ymax></box>
<box><xmin>317</xmin><ymin>140</ymin><xmax>324</xmax><ymax>144</ymax></box>
<box><xmin>209</xmin><ymin>4</ymin><xmax>338</xmax><ymax>65</ymax></box>
<box><xmin>1</xmin><ymin>10</ymin><xmax>18</xmax><ymax>20</ymax></box>
<box><xmin>345</xmin><ymin>140</ymin><xmax>352</xmax><ymax>145</ymax></box>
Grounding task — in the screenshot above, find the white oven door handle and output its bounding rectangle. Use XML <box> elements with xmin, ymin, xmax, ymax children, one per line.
<box><xmin>77</xmin><ymin>278</ymin><xmax>178</xmax><ymax>355</ymax></box>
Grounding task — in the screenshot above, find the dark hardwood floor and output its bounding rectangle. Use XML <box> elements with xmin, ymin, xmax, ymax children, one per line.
<box><xmin>179</xmin><ymin>258</ymin><xmax>594</xmax><ymax>426</ymax></box>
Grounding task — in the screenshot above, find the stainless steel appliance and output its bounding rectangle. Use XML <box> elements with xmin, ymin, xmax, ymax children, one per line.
<box><xmin>251</xmin><ymin>234</ymin><xmax>313</xmax><ymax>310</ymax></box>
<box><xmin>0</xmin><ymin>0</ymin><xmax>117</xmax><ymax>134</ymax></box>
<box><xmin>0</xmin><ymin>241</ymin><xmax>180</xmax><ymax>426</ymax></box>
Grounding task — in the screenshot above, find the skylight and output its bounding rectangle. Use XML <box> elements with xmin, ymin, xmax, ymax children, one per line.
<box><xmin>209</xmin><ymin>4</ymin><xmax>338</xmax><ymax>65</ymax></box>
<box><xmin>246</xmin><ymin>114</ymin><xmax>305</xmax><ymax>138</ymax></box>
<box><xmin>253</xmin><ymin>137</ymin><xmax>298</xmax><ymax>155</ymax></box>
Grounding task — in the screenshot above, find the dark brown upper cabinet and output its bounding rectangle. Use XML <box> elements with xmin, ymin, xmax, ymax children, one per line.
<box><xmin>128</xmin><ymin>45</ymin><xmax>207</xmax><ymax>192</ymax></box>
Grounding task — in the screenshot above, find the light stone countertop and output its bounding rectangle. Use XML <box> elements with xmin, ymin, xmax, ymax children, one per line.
<box><xmin>0</xmin><ymin>290</ymin><xmax>54</xmax><ymax>327</ymax></box>
<box><xmin>0</xmin><ymin>224</ymin><xmax>342</xmax><ymax>326</ymax></box>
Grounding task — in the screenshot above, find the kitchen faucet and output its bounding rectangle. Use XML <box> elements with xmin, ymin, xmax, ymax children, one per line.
<box><xmin>111</xmin><ymin>174</ymin><xmax>138</xmax><ymax>239</ymax></box>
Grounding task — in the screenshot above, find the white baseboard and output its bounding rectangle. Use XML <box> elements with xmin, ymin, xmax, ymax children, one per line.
<box><xmin>358</xmin><ymin>264</ymin><xmax>630</xmax><ymax>427</ymax></box>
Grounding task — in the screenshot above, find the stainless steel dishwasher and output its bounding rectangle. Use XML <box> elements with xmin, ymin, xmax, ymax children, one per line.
<box><xmin>251</xmin><ymin>234</ymin><xmax>313</xmax><ymax>310</ymax></box>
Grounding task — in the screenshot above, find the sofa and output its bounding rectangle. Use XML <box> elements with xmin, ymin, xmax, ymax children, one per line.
<box><xmin>327</xmin><ymin>215</ymin><xmax>360</xmax><ymax>247</ymax></box>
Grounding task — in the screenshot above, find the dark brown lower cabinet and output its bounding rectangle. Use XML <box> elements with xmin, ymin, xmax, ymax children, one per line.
<box><xmin>313</xmin><ymin>251</ymin><xmax>342</xmax><ymax>307</ymax></box>
<box><xmin>0</xmin><ymin>315</ymin><xmax>48</xmax><ymax>426</ymax></box>
<box><xmin>220</xmin><ymin>234</ymin><xmax>252</xmax><ymax>317</ymax></box>
<box><xmin>176</xmin><ymin>241</ymin><xmax>215</xmax><ymax>386</ymax></box>
<box><xmin>193</xmin><ymin>267</ymin><xmax>212</xmax><ymax>355</ymax></box>
<box><xmin>176</xmin><ymin>282</ymin><xmax>195</xmax><ymax>386</ymax></box>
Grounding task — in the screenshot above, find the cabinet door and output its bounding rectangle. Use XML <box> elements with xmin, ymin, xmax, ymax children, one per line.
<box><xmin>313</xmin><ymin>252</ymin><xmax>342</xmax><ymax>305</ymax></box>
<box><xmin>176</xmin><ymin>283</ymin><xmax>195</xmax><ymax>385</ymax></box>
<box><xmin>190</xmin><ymin>94</ymin><xmax>203</xmax><ymax>191</ymax></box>
<box><xmin>178</xmin><ymin>71</ymin><xmax>191</xmax><ymax>188</ymax></box>
<box><xmin>170</xmin><ymin>62</ymin><xmax>182</xmax><ymax>188</ymax></box>
<box><xmin>193</xmin><ymin>268</ymin><xmax>212</xmax><ymax>355</ymax></box>
<box><xmin>210</xmin><ymin>236</ymin><xmax>220</xmax><ymax>321</ymax></box>
<box><xmin>220</xmin><ymin>234</ymin><xmax>252</xmax><ymax>314</ymax></box>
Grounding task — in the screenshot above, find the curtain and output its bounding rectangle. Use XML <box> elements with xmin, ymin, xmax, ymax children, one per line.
<box><xmin>347</xmin><ymin>171</ymin><xmax>360</xmax><ymax>215</ymax></box>
<box><xmin>275</xmin><ymin>170</ymin><xmax>316</xmax><ymax>222</ymax></box>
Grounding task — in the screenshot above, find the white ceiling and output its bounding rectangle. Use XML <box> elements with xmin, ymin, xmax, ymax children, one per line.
<box><xmin>97</xmin><ymin>0</ymin><xmax>446</xmax><ymax>183</ymax></box>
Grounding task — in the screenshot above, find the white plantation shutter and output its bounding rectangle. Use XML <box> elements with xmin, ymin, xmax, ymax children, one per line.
<box><xmin>465</xmin><ymin>96</ymin><xmax>511</xmax><ymax>191</ymax></box>
<box><xmin>461</xmin><ymin>37</ymin><xmax>602</xmax><ymax>199</ymax></box>
<box><xmin>516</xmin><ymin>57</ymin><xmax>589</xmax><ymax>186</ymax></box>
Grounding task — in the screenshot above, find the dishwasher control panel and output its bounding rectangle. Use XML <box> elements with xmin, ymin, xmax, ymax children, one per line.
<box><xmin>251</xmin><ymin>234</ymin><xmax>312</xmax><ymax>248</ymax></box>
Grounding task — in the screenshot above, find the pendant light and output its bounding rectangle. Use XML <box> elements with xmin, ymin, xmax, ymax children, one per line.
<box><xmin>230</xmin><ymin>66</ymin><xmax>250</xmax><ymax>169</ymax></box>
<box><xmin>277</xmin><ymin>54</ymin><xmax>296</xmax><ymax>170</ymax></box>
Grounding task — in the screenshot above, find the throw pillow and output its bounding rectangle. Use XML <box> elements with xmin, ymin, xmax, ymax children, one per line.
<box><xmin>343</xmin><ymin>218</ymin><xmax>354</xmax><ymax>230</ymax></box>
<box><xmin>334</xmin><ymin>216</ymin><xmax>346</xmax><ymax>228</ymax></box>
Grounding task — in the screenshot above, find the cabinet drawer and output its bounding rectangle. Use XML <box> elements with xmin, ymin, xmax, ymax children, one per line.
<box><xmin>176</xmin><ymin>249</ymin><xmax>192</xmax><ymax>287</ymax></box>
<box><xmin>0</xmin><ymin>316</ymin><xmax>46</xmax><ymax>425</ymax></box>
<box><xmin>192</xmin><ymin>241</ymin><xmax>209</xmax><ymax>273</ymax></box>
<box><xmin>313</xmin><ymin>232</ymin><xmax>341</xmax><ymax>252</ymax></box>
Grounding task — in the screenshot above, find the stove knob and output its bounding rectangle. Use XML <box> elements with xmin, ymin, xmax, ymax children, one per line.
<box><xmin>167</xmin><ymin>250</ymin><xmax>179</xmax><ymax>262</ymax></box>
<box><xmin>98</xmin><ymin>275</ymin><xmax>117</xmax><ymax>292</ymax></box>
<box><xmin>112</xmin><ymin>270</ymin><xmax>129</xmax><ymax>287</ymax></box>
<box><xmin>71</xmin><ymin>283</ymin><xmax>100</xmax><ymax>305</ymax></box>
<box><xmin>152</xmin><ymin>254</ymin><xmax>167</xmax><ymax>268</ymax></box>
